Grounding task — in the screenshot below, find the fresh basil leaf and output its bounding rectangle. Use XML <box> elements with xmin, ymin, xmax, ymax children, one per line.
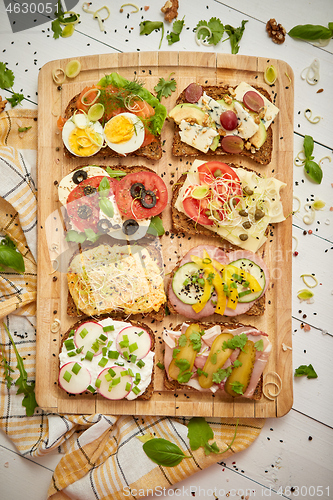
<box><xmin>98</xmin><ymin>176</ymin><xmax>110</xmax><ymax>196</ymax></box>
<box><xmin>84</xmin><ymin>228</ymin><xmax>101</xmax><ymax>243</ymax></box>
<box><xmin>187</xmin><ymin>417</ymin><xmax>219</xmax><ymax>456</ymax></box>
<box><xmin>304</xmin><ymin>160</ymin><xmax>323</xmax><ymax>184</ymax></box>
<box><xmin>303</xmin><ymin>134</ymin><xmax>314</xmax><ymax>159</ymax></box>
<box><xmin>105</xmin><ymin>167</ymin><xmax>126</xmax><ymax>179</ymax></box>
<box><xmin>288</xmin><ymin>24</ymin><xmax>333</xmax><ymax>41</ymax></box>
<box><xmin>65</xmin><ymin>230</ymin><xmax>86</xmax><ymax>244</ymax></box>
<box><xmin>204</xmin><ymin>441</ymin><xmax>220</xmax><ymax>455</ymax></box>
<box><xmin>224</xmin><ymin>20</ymin><xmax>248</xmax><ymax>54</ymax></box>
<box><xmin>99</xmin><ymin>197</ymin><xmax>114</xmax><ymax>218</ymax></box>
<box><xmin>294</xmin><ymin>364</ymin><xmax>318</xmax><ymax>379</ymax></box>
<box><xmin>140</xmin><ymin>21</ymin><xmax>165</xmax><ymax>49</ymax></box>
<box><xmin>0</xmin><ymin>237</ymin><xmax>25</xmax><ymax>274</ymax></box>
<box><xmin>142</xmin><ymin>438</ymin><xmax>189</xmax><ymax>466</ymax></box>
<box><xmin>147</xmin><ymin>216</ymin><xmax>165</xmax><ymax>236</ymax></box>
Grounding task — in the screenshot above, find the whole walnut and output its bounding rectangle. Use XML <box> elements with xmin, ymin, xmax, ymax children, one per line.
<box><xmin>266</xmin><ymin>18</ymin><xmax>286</xmax><ymax>44</ymax></box>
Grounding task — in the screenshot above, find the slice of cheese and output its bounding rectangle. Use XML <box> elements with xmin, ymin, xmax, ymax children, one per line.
<box><xmin>234</xmin><ymin>82</ymin><xmax>279</xmax><ymax>129</ymax></box>
<box><xmin>179</xmin><ymin>120</ymin><xmax>219</xmax><ymax>153</ymax></box>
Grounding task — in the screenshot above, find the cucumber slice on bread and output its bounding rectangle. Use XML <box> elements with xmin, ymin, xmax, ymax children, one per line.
<box><xmin>172</xmin><ymin>262</ymin><xmax>214</xmax><ymax>305</ymax></box>
<box><xmin>229</xmin><ymin>258</ymin><xmax>265</xmax><ymax>303</ymax></box>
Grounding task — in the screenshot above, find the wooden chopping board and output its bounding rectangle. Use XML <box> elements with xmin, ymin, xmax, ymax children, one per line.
<box><xmin>36</xmin><ymin>51</ymin><xmax>294</xmax><ymax>418</ymax></box>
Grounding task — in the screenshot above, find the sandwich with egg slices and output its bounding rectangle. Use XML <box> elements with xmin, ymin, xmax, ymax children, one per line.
<box><xmin>163</xmin><ymin>321</ymin><xmax>271</xmax><ymax>400</ymax></box>
<box><xmin>171</xmin><ymin>160</ymin><xmax>286</xmax><ymax>253</ymax></box>
<box><xmin>60</xmin><ymin>72</ymin><xmax>167</xmax><ymax>161</ymax></box>
<box><xmin>59</xmin><ymin>317</ymin><xmax>155</xmax><ymax>401</ymax></box>
<box><xmin>168</xmin><ymin>82</ymin><xmax>279</xmax><ymax>165</ymax></box>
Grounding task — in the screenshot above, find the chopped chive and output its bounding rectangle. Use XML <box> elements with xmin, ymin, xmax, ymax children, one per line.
<box><xmin>119</xmin><ymin>340</ymin><xmax>129</xmax><ymax>348</ymax></box>
<box><xmin>135</xmin><ymin>373</ymin><xmax>141</xmax><ymax>384</ymax></box>
<box><xmin>129</xmin><ymin>342</ymin><xmax>138</xmax><ymax>353</ymax></box>
<box><xmin>125</xmin><ymin>382</ymin><xmax>131</xmax><ymax>392</ymax></box>
<box><xmin>157</xmin><ymin>362</ymin><xmax>165</xmax><ymax>370</ymax></box>
<box><xmin>79</xmin><ymin>328</ymin><xmax>88</xmax><ymax>339</ymax></box>
<box><xmin>69</xmin><ymin>329</ymin><xmax>75</xmax><ymax>337</ymax></box>
<box><xmin>127</xmin><ymin>368</ymin><xmax>134</xmax><ymax>377</ymax></box>
<box><xmin>67</xmin><ymin>351</ymin><xmax>77</xmax><ymax>357</ymax></box>
<box><xmin>114</xmin><ymin>361</ymin><xmax>124</xmax><ymax>366</ymax></box>
<box><xmin>85</xmin><ymin>351</ymin><xmax>94</xmax><ymax>361</ymax></box>
<box><xmin>71</xmin><ymin>363</ymin><xmax>81</xmax><ymax>375</ymax></box>
<box><xmin>95</xmin><ymin>378</ymin><xmax>101</xmax><ymax>388</ymax></box>
<box><xmin>98</xmin><ymin>357</ymin><xmax>108</xmax><ymax>368</ymax></box>
<box><xmin>108</xmin><ymin>367</ymin><xmax>116</xmax><ymax>377</ymax></box>
<box><xmin>87</xmin><ymin>385</ymin><xmax>95</xmax><ymax>393</ymax></box>
<box><xmin>91</xmin><ymin>341</ymin><xmax>100</xmax><ymax>353</ymax></box>
<box><xmin>121</xmin><ymin>370</ymin><xmax>129</xmax><ymax>377</ymax></box>
<box><xmin>112</xmin><ymin>377</ymin><xmax>121</xmax><ymax>386</ymax></box>
<box><xmin>130</xmin><ymin>355</ymin><xmax>137</xmax><ymax>363</ymax></box>
<box><xmin>102</xmin><ymin>347</ymin><xmax>107</xmax><ymax>356</ymax></box>
<box><xmin>107</xmin><ymin>340</ymin><xmax>113</xmax><ymax>349</ymax></box>
<box><xmin>99</xmin><ymin>333</ymin><xmax>108</xmax><ymax>342</ymax></box>
<box><xmin>132</xmin><ymin>386</ymin><xmax>140</xmax><ymax>395</ymax></box>
<box><xmin>76</xmin><ymin>346</ymin><xmax>84</xmax><ymax>354</ymax></box>
<box><xmin>64</xmin><ymin>339</ymin><xmax>75</xmax><ymax>351</ymax></box>
<box><xmin>137</xmin><ymin>331</ymin><xmax>144</xmax><ymax>337</ymax></box>
<box><xmin>136</xmin><ymin>359</ymin><xmax>145</xmax><ymax>369</ymax></box>
<box><xmin>103</xmin><ymin>325</ymin><xmax>115</xmax><ymax>332</ymax></box>
<box><xmin>105</xmin><ymin>373</ymin><xmax>112</xmax><ymax>382</ymax></box>
<box><xmin>63</xmin><ymin>371</ymin><xmax>72</xmax><ymax>382</ymax></box>
<box><xmin>108</xmin><ymin>350</ymin><xmax>120</xmax><ymax>359</ymax></box>
<box><xmin>108</xmin><ymin>383</ymin><xmax>113</xmax><ymax>391</ymax></box>
<box><xmin>230</xmin><ymin>282</ymin><xmax>238</xmax><ymax>289</ymax></box>
<box><xmin>123</xmin><ymin>351</ymin><xmax>129</xmax><ymax>360</ymax></box>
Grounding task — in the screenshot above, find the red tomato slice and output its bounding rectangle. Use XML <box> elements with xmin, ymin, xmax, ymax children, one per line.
<box><xmin>67</xmin><ymin>175</ymin><xmax>117</xmax><ymax>232</ymax></box>
<box><xmin>182</xmin><ymin>197</ymin><xmax>214</xmax><ymax>226</ymax></box>
<box><xmin>198</xmin><ymin>161</ymin><xmax>240</xmax><ymax>186</ymax></box>
<box><xmin>115</xmin><ymin>171</ymin><xmax>168</xmax><ymax>220</ymax></box>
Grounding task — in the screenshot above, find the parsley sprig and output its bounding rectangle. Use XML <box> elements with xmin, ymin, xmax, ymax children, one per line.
<box><xmin>154</xmin><ymin>73</ymin><xmax>177</xmax><ymax>101</ymax></box>
<box><xmin>0</xmin><ymin>62</ymin><xmax>25</xmax><ymax>108</ymax></box>
<box><xmin>195</xmin><ymin>17</ymin><xmax>248</xmax><ymax>53</ymax></box>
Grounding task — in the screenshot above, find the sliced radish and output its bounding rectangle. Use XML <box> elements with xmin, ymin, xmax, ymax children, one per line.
<box><xmin>74</xmin><ymin>321</ymin><xmax>106</xmax><ymax>356</ymax></box>
<box><xmin>116</xmin><ymin>326</ymin><xmax>151</xmax><ymax>360</ymax></box>
<box><xmin>97</xmin><ymin>366</ymin><xmax>133</xmax><ymax>400</ymax></box>
<box><xmin>59</xmin><ymin>362</ymin><xmax>91</xmax><ymax>394</ymax></box>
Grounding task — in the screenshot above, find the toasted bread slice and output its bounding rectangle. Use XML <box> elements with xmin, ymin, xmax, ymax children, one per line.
<box><xmin>64</xmin><ymin>94</ymin><xmax>163</xmax><ymax>161</ymax></box>
<box><xmin>60</xmin><ymin>317</ymin><xmax>155</xmax><ymax>400</ymax></box>
<box><xmin>171</xmin><ymin>84</ymin><xmax>273</xmax><ymax>165</ymax></box>
<box><xmin>163</xmin><ymin>322</ymin><xmax>264</xmax><ymax>400</ymax></box>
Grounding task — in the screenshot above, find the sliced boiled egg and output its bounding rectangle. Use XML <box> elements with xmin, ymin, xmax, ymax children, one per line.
<box><xmin>103</xmin><ymin>112</ymin><xmax>145</xmax><ymax>155</ymax></box>
<box><xmin>62</xmin><ymin>118</ymin><xmax>104</xmax><ymax>157</ymax></box>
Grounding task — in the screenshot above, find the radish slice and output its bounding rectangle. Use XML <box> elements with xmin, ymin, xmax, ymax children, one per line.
<box><xmin>74</xmin><ymin>321</ymin><xmax>106</xmax><ymax>356</ymax></box>
<box><xmin>97</xmin><ymin>366</ymin><xmax>133</xmax><ymax>400</ymax></box>
<box><xmin>116</xmin><ymin>326</ymin><xmax>151</xmax><ymax>360</ymax></box>
<box><xmin>59</xmin><ymin>362</ymin><xmax>91</xmax><ymax>394</ymax></box>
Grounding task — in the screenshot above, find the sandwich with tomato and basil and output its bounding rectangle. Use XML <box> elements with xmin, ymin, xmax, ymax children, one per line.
<box><xmin>58</xmin><ymin>72</ymin><xmax>167</xmax><ymax>161</ymax></box>
<box><xmin>172</xmin><ymin>160</ymin><xmax>286</xmax><ymax>253</ymax></box>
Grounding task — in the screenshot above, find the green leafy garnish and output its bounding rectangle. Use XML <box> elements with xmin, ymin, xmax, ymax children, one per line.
<box><xmin>294</xmin><ymin>364</ymin><xmax>318</xmax><ymax>379</ymax></box>
<box><xmin>288</xmin><ymin>23</ymin><xmax>333</xmax><ymax>43</ymax></box>
<box><xmin>147</xmin><ymin>216</ymin><xmax>165</xmax><ymax>236</ymax></box>
<box><xmin>7</xmin><ymin>92</ymin><xmax>25</xmax><ymax>107</ymax></box>
<box><xmin>177</xmin><ymin>370</ymin><xmax>193</xmax><ymax>384</ymax></box>
<box><xmin>178</xmin><ymin>334</ymin><xmax>187</xmax><ymax>347</ymax></box>
<box><xmin>222</xmin><ymin>333</ymin><xmax>248</xmax><ymax>352</ymax></box>
<box><xmin>0</xmin><ymin>344</ymin><xmax>14</xmax><ymax>388</ymax></box>
<box><xmin>175</xmin><ymin>358</ymin><xmax>190</xmax><ymax>372</ymax></box>
<box><xmin>0</xmin><ymin>235</ymin><xmax>25</xmax><ymax>274</ymax></box>
<box><xmin>3</xmin><ymin>323</ymin><xmax>38</xmax><ymax>416</ymax></box>
<box><xmin>298</xmin><ymin>135</ymin><xmax>323</xmax><ymax>184</ymax></box>
<box><xmin>212</xmin><ymin>366</ymin><xmax>232</xmax><ymax>384</ymax></box>
<box><xmin>172</xmin><ymin>348</ymin><xmax>180</xmax><ymax>358</ymax></box>
<box><xmin>189</xmin><ymin>332</ymin><xmax>202</xmax><ymax>352</ymax></box>
<box><xmin>51</xmin><ymin>0</ymin><xmax>80</xmax><ymax>39</ymax></box>
<box><xmin>0</xmin><ymin>62</ymin><xmax>25</xmax><ymax>108</ymax></box>
<box><xmin>230</xmin><ymin>381</ymin><xmax>244</xmax><ymax>395</ymax></box>
<box><xmin>140</xmin><ymin>20</ymin><xmax>165</xmax><ymax>49</ymax></box>
<box><xmin>233</xmin><ymin>359</ymin><xmax>242</xmax><ymax>368</ymax></box>
<box><xmin>142</xmin><ymin>438</ymin><xmax>190</xmax><ymax>466</ymax></box>
<box><xmin>167</xmin><ymin>17</ymin><xmax>185</xmax><ymax>45</ymax></box>
<box><xmin>195</xmin><ymin>17</ymin><xmax>225</xmax><ymax>45</ymax></box>
<box><xmin>224</xmin><ymin>20</ymin><xmax>248</xmax><ymax>54</ymax></box>
<box><xmin>187</xmin><ymin>417</ymin><xmax>220</xmax><ymax>455</ymax></box>
<box><xmin>154</xmin><ymin>74</ymin><xmax>177</xmax><ymax>101</ymax></box>
<box><xmin>105</xmin><ymin>167</ymin><xmax>127</xmax><ymax>179</ymax></box>
<box><xmin>254</xmin><ymin>339</ymin><xmax>264</xmax><ymax>352</ymax></box>
<box><xmin>99</xmin><ymin>197</ymin><xmax>114</xmax><ymax>218</ymax></box>
<box><xmin>18</xmin><ymin>126</ymin><xmax>32</xmax><ymax>133</ymax></box>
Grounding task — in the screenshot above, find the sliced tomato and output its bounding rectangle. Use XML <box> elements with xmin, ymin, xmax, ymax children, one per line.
<box><xmin>115</xmin><ymin>171</ymin><xmax>168</xmax><ymax>220</ymax></box>
<box><xmin>67</xmin><ymin>175</ymin><xmax>117</xmax><ymax>232</ymax></box>
<box><xmin>182</xmin><ymin>197</ymin><xmax>214</xmax><ymax>226</ymax></box>
<box><xmin>198</xmin><ymin>161</ymin><xmax>240</xmax><ymax>186</ymax></box>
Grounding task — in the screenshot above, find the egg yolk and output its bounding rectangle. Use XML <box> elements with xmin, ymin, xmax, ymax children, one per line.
<box><xmin>69</xmin><ymin>127</ymin><xmax>102</xmax><ymax>156</ymax></box>
<box><xmin>104</xmin><ymin>115</ymin><xmax>134</xmax><ymax>144</ymax></box>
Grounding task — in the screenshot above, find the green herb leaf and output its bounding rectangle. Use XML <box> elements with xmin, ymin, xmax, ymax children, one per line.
<box><xmin>178</xmin><ymin>334</ymin><xmax>187</xmax><ymax>347</ymax></box>
<box><xmin>233</xmin><ymin>359</ymin><xmax>242</xmax><ymax>368</ymax></box>
<box><xmin>140</xmin><ymin>21</ymin><xmax>165</xmax><ymax>49</ymax></box>
<box><xmin>222</xmin><ymin>333</ymin><xmax>248</xmax><ymax>351</ymax></box>
<box><xmin>212</xmin><ymin>366</ymin><xmax>232</xmax><ymax>384</ymax></box>
<box><xmin>288</xmin><ymin>23</ymin><xmax>333</xmax><ymax>41</ymax></box>
<box><xmin>154</xmin><ymin>74</ymin><xmax>177</xmax><ymax>101</ymax></box>
<box><xmin>254</xmin><ymin>339</ymin><xmax>264</xmax><ymax>352</ymax></box>
<box><xmin>84</xmin><ymin>228</ymin><xmax>101</xmax><ymax>243</ymax></box>
<box><xmin>303</xmin><ymin>134</ymin><xmax>314</xmax><ymax>159</ymax></box>
<box><xmin>105</xmin><ymin>167</ymin><xmax>127</xmax><ymax>179</ymax></box>
<box><xmin>175</xmin><ymin>358</ymin><xmax>190</xmax><ymax>372</ymax></box>
<box><xmin>51</xmin><ymin>18</ymin><xmax>63</xmax><ymax>39</ymax></box>
<box><xmin>65</xmin><ymin>230</ymin><xmax>87</xmax><ymax>244</ymax></box>
<box><xmin>0</xmin><ymin>236</ymin><xmax>25</xmax><ymax>274</ymax></box>
<box><xmin>142</xmin><ymin>438</ymin><xmax>190</xmax><ymax>466</ymax></box>
<box><xmin>147</xmin><ymin>215</ymin><xmax>165</xmax><ymax>236</ymax></box>
<box><xmin>0</xmin><ymin>62</ymin><xmax>15</xmax><ymax>89</ymax></box>
<box><xmin>172</xmin><ymin>348</ymin><xmax>180</xmax><ymax>358</ymax></box>
<box><xmin>204</xmin><ymin>441</ymin><xmax>220</xmax><ymax>455</ymax></box>
<box><xmin>98</xmin><ymin>176</ymin><xmax>110</xmax><ymax>196</ymax></box>
<box><xmin>0</xmin><ymin>344</ymin><xmax>14</xmax><ymax>388</ymax></box>
<box><xmin>187</xmin><ymin>417</ymin><xmax>216</xmax><ymax>451</ymax></box>
<box><xmin>224</xmin><ymin>20</ymin><xmax>248</xmax><ymax>54</ymax></box>
<box><xmin>304</xmin><ymin>160</ymin><xmax>323</xmax><ymax>184</ymax></box>
<box><xmin>294</xmin><ymin>364</ymin><xmax>318</xmax><ymax>379</ymax></box>
<box><xmin>189</xmin><ymin>332</ymin><xmax>202</xmax><ymax>352</ymax></box>
<box><xmin>18</xmin><ymin>126</ymin><xmax>32</xmax><ymax>133</ymax></box>
<box><xmin>99</xmin><ymin>197</ymin><xmax>114</xmax><ymax>218</ymax></box>
<box><xmin>230</xmin><ymin>380</ymin><xmax>244</xmax><ymax>395</ymax></box>
<box><xmin>3</xmin><ymin>323</ymin><xmax>38</xmax><ymax>416</ymax></box>
<box><xmin>167</xmin><ymin>17</ymin><xmax>185</xmax><ymax>45</ymax></box>
<box><xmin>177</xmin><ymin>370</ymin><xmax>193</xmax><ymax>383</ymax></box>
<box><xmin>195</xmin><ymin>17</ymin><xmax>224</xmax><ymax>45</ymax></box>
<box><xmin>7</xmin><ymin>92</ymin><xmax>25</xmax><ymax>108</ymax></box>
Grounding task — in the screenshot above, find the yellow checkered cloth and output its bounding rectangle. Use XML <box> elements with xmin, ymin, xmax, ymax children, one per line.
<box><xmin>0</xmin><ymin>109</ymin><xmax>265</xmax><ymax>500</ymax></box>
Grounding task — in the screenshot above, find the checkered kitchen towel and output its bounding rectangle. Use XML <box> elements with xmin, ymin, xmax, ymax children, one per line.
<box><xmin>0</xmin><ymin>108</ymin><xmax>265</xmax><ymax>500</ymax></box>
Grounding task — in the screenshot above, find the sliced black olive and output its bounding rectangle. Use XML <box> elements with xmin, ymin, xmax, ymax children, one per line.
<box><xmin>77</xmin><ymin>205</ymin><xmax>92</xmax><ymax>219</ymax></box>
<box><xmin>130</xmin><ymin>182</ymin><xmax>145</xmax><ymax>199</ymax></box>
<box><xmin>72</xmin><ymin>169</ymin><xmax>88</xmax><ymax>184</ymax></box>
<box><xmin>83</xmin><ymin>185</ymin><xmax>97</xmax><ymax>196</ymax></box>
<box><xmin>122</xmin><ymin>219</ymin><xmax>139</xmax><ymax>235</ymax></box>
<box><xmin>97</xmin><ymin>219</ymin><xmax>112</xmax><ymax>233</ymax></box>
<box><xmin>141</xmin><ymin>189</ymin><xmax>156</xmax><ymax>209</ymax></box>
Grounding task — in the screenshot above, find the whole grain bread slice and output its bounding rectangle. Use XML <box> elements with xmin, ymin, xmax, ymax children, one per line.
<box><xmin>171</xmin><ymin>84</ymin><xmax>273</xmax><ymax>165</ymax></box>
<box><xmin>64</xmin><ymin>95</ymin><xmax>163</xmax><ymax>161</ymax></box>
<box><xmin>60</xmin><ymin>317</ymin><xmax>155</xmax><ymax>400</ymax></box>
<box><xmin>164</xmin><ymin>321</ymin><xmax>264</xmax><ymax>400</ymax></box>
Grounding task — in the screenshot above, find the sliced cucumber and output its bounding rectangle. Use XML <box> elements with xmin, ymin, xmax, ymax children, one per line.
<box><xmin>229</xmin><ymin>258</ymin><xmax>265</xmax><ymax>303</ymax></box>
<box><xmin>172</xmin><ymin>262</ymin><xmax>213</xmax><ymax>305</ymax></box>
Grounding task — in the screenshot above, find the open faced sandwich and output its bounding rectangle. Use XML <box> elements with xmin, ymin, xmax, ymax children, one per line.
<box><xmin>172</xmin><ymin>160</ymin><xmax>286</xmax><ymax>252</ymax></box>
<box><xmin>59</xmin><ymin>72</ymin><xmax>167</xmax><ymax>160</ymax></box>
<box><xmin>59</xmin><ymin>317</ymin><xmax>155</xmax><ymax>400</ymax></box>
<box><xmin>168</xmin><ymin>81</ymin><xmax>279</xmax><ymax>165</ymax></box>
<box><xmin>168</xmin><ymin>245</ymin><xmax>269</xmax><ymax>319</ymax></box>
<box><xmin>163</xmin><ymin>322</ymin><xmax>271</xmax><ymax>399</ymax></box>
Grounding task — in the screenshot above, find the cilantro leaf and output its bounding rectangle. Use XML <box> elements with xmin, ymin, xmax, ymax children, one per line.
<box><xmin>294</xmin><ymin>364</ymin><xmax>318</xmax><ymax>379</ymax></box>
<box><xmin>230</xmin><ymin>381</ymin><xmax>244</xmax><ymax>394</ymax></box>
<box><xmin>189</xmin><ymin>332</ymin><xmax>202</xmax><ymax>352</ymax></box>
<box><xmin>177</xmin><ymin>370</ymin><xmax>193</xmax><ymax>384</ymax></box>
<box><xmin>0</xmin><ymin>62</ymin><xmax>15</xmax><ymax>89</ymax></box>
<box><xmin>154</xmin><ymin>74</ymin><xmax>177</xmax><ymax>101</ymax></box>
<box><xmin>167</xmin><ymin>17</ymin><xmax>185</xmax><ymax>45</ymax></box>
<box><xmin>172</xmin><ymin>348</ymin><xmax>180</xmax><ymax>358</ymax></box>
<box><xmin>224</xmin><ymin>20</ymin><xmax>248</xmax><ymax>54</ymax></box>
<box><xmin>212</xmin><ymin>366</ymin><xmax>232</xmax><ymax>384</ymax></box>
<box><xmin>175</xmin><ymin>358</ymin><xmax>190</xmax><ymax>372</ymax></box>
<box><xmin>7</xmin><ymin>92</ymin><xmax>24</xmax><ymax>108</ymax></box>
<box><xmin>0</xmin><ymin>344</ymin><xmax>14</xmax><ymax>389</ymax></box>
<box><xmin>178</xmin><ymin>334</ymin><xmax>187</xmax><ymax>347</ymax></box>
<box><xmin>233</xmin><ymin>359</ymin><xmax>242</xmax><ymax>368</ymax></box>
<box><xmin>195</xmin><ymin>17</ymin><xmax>224</xmax><ymax>45</ymax></box>
<box><xmin>222</xmin><ymin>333</ymin><xmax>248</xmax><ymax>351</ymax></box>
<box><xmin>51</xmin><ymin>18</ymin><xmax>63</xmax><ymax>39</ymax></box>
<box><xmin>254</xmin><ymin>339</ymin><xmax>264</xmax><ymax>352</ymax></box>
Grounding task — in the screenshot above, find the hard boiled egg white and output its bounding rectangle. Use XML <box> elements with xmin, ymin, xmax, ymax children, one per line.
<box><xmin>62</xmin><ymin>118</ymin><xmax>104</xmax><ymax>157</ymax></box>
<box><xmin>103</xmin><ymin>112</ymin><xmax>145</xmax><ymax>155</ymax></box>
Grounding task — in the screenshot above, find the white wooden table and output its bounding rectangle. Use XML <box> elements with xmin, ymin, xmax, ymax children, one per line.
<box><xmin>0</xmin><ymin>1</ymin><xmax>332</xmax><ymax>498</ymax></box>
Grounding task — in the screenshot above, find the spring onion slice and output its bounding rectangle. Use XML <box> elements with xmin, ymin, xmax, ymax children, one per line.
<box><xmin>263</xmin><ymin>372</ymin><xmax>282</xmax><ymax>400</ymax></box>
<box><xmin>292</xmin><ymin>235</ymin><xmax>298</xmax><ymax>253</ymax></box>
<box><xmin>304</xmin><ymin>108</ymin><xmax>321</xmax><ymax>124</ymax></box>
<box><xmin>293</xmin><ymin>196</ymin><xmax>301</xmax><ymax>214</ymax></box>
<box><xmin>303</xmin><ymin>203</ymin><xmax>316</xmax><ymax>225</ymax></box>
<box><xmin>120</xmin><ymin>2</ymin><xmax>139</xmax><ymax>13</ymax></box>
<box><xmin>300</xmin><ymin>274</ymin><xmax>318</xmax><ymax>288</ymax></box>
<box><xmin>301</xmin><ymin>58</ymin><xmax>320</xmax><ymax>85</ymax></box>
<box><xmin>80</xmin><ymin>89</ymin><xmax>101</xmax><ymax>106</ymax></box>
<box><xmin>319</xmin><ymin>155</ymin><xmax>331</xmax><ymax>167</ymax></box>
<box><xmin>52</xmin><ymin>68</ymin><xmax>66</xmax><ymax>85</ymax></box>
<box><xmin>93</xmin><ymin>7</ymin><xmax>110</xmax><ymax>31</ymax></box>
<box><xmin>82</xmin><ymin>2</ymin><xmax>94</xmax><ymax>14</ymax></box>
<box><xmin>294</xmin><ymin>150</ymin><xmax>306</xmax><ymax>166</ymax></box>
<box><xmin>195</xmin><ymin>26</ymin><xmax>212</xmax><ymax>46</ymax></box>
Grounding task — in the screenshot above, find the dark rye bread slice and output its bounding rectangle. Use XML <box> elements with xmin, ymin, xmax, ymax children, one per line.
<box><xmin>60</xmin><ymin>317</ymin><xmax>155</xmax><ymax>400</ymax></box>
<box><xmin>64</xmin><ymin>94</ymin><xmax>163</xmax><ymax>161</ymax></box>
<box><xmin>171</xmin><ymin>84</ymin><xmax>273</xmax><ymax>165</ymax></box>
<box><xmin>164</xmin><ymin>321</ymin><xmax>263</xmax><ymax>400</ymax></box>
